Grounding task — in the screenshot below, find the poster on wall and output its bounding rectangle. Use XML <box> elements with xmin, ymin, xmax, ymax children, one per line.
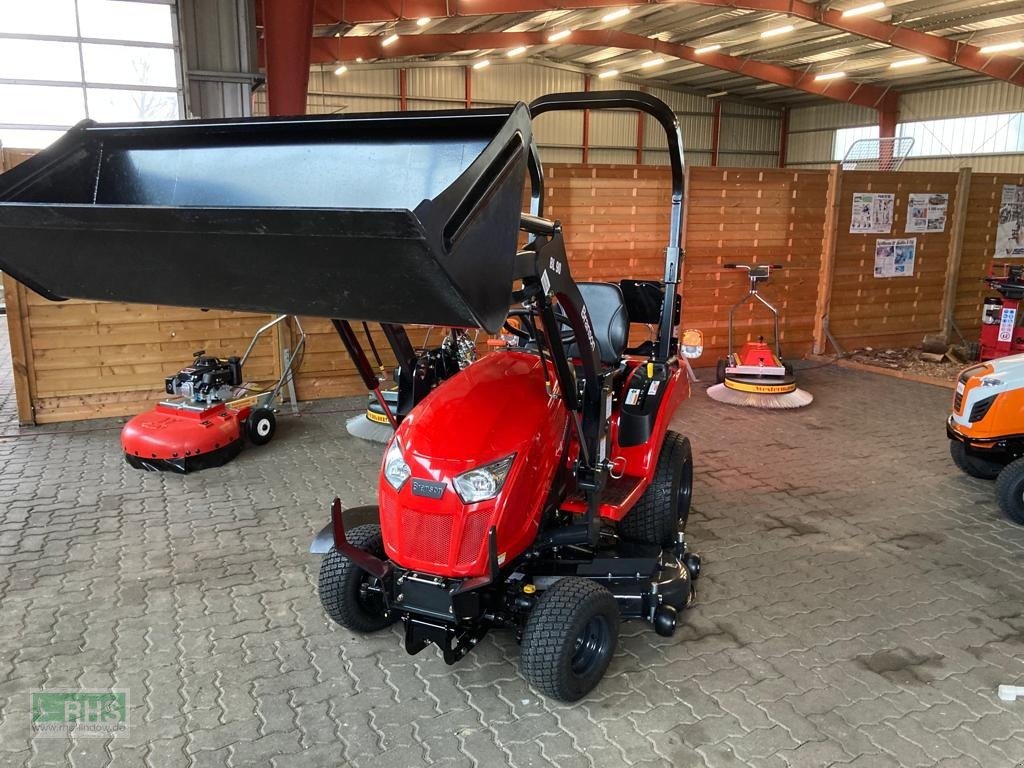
<box><xmin>851</xmin><ymin>192</ymin><xmax>895</xmax><ymax>234</ymax></box>
<box><xmin>905</xmin><ymin>193</ymin><xmax>948</xmax><ymax>233</ymax></box>
<box><xmin>995</xmin><ymin>184</ymin><xmax>1024</xmax><ymax>258</ymax></box>
<box><xmin>874</xmin><ymin>237</ymin><xmax>917</xmax><ymax>278</ymax></box>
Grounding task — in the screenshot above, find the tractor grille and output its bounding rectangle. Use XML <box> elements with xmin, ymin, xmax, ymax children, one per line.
<box><xmin>381</xmin><ymin>494</ymin><xmax>494</xmax><ymax>570</ymax></box>
<box><xmin>456</xmin><ymin>508</ymin><xmax>493</xmax><ymax>566</ymax></box>
<box><xmin>969</xmin><ymin>394</ymin><xmax>997</xmax><ymax>423</ymax></box>
<box><xmin>953</xmin><ymin>390</ymin><xmax>964</xmax><ymax>412</ymax></box>
<box><xmin>955</xmin><ymin>366</ymin><xmax>986</xmax><ymax>413</ymax></box>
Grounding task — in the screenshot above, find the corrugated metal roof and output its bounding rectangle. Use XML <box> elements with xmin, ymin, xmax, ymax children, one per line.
<box><xmin>316</xmin><ymin>0</ymin><xmax>1024</xmax><ymax>110</ymax></box>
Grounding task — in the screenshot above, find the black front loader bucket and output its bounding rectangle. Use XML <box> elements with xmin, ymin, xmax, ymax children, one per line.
<box><xmin>0</xmin><ymin>106</ymin><xmax>533</xmax><ymax>333</ymax></box>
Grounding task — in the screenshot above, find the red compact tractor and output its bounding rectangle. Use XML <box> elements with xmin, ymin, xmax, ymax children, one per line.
<box><xmin>0</xmin><ymin>91</ymin><xmax>701</xmax><ymax>701</ymax></box>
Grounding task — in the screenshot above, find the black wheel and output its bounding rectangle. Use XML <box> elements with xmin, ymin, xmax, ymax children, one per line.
<box><xmin>618</xmin><ymin>431</ymin><xmax>693</xmax><ymax>546</ymax></box>
<box><xmin>317</xmin><ymin>524</ymin><xmax>396</xmax><ymax>632</ymax></box>
<box><xmin>996</xmin><ymin>459</ymin><xmax>1024</xmax><ymax>525</ymax></box>
<box><xmin>246</xmin><ymin>407</ymin><xmax>276</xmax><ymax>446</ymax></box>
<box><xmin>519</xmin><ymin>577</ymin><xmax>620</xmax><ymax>702</ymax></box>
<box><xmin>715</xmin><ymin>359</ymin><xmax>727</xmax><ymax>384</ymax></box>
<box><xmin>949</xmin><ymin>440</ymin><xmax>1001</xmax><ymax>480</ymax></box>
<box><xmin>783</xmin><ymin>360</ymin><xmax>794</xmax><ymax>376</ymax></box>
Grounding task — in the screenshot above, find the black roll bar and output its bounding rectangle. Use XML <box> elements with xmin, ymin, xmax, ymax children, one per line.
<box><xmin>528</xmin><ymin>91</ymin><xmax>686</xmax><ymax>361</ymax></box>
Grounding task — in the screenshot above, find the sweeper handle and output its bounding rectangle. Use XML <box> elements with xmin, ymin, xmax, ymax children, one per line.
<box><xmin>529</xmin><ymin>91</ymin><xmax>685</xmax><ymax>361</ymax></box>
<box><xmin>723</xmin><ymin>264</ymin><xmax>786</xmax><ymax>269</ymax></box>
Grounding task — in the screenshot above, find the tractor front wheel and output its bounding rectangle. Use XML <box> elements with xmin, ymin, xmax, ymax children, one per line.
<box><xmin>246</xmin><ymin>407</ymin><xmax>276</xmax><ymax>446</ymax></box>
<box><xmin>715</xmin><ymin>359</ymin><xmax>727</xmax><ymax>384</ymax></box>
<box><xmin>618</xmin><ymin>431</ymin><xmax>693</xmax><ymax>546</ymax></box>
<box><xmin>996</xmin><ymin>458</ymin><xmax>1024</xmax><ymax>525</ymax></box>
<box><xmin>950</xmin><ymin>440</ymin><xmax>1002</xmax><ymax>480</ymax></box>
<box><xmin>318</xmin><ymin>524</ymin><xmax>396</xmax><ymax>632</ymax></box>
<box><xmin>519</xmin><ymin>577</ymin><xmax>620</xmax><ymax>702</ymax></box>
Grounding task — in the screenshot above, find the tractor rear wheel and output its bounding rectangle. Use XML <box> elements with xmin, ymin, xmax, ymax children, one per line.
<box><xmin>950</xmin><ymin>440</ymin><xmax>1002</xmax><ymax>480</ymax></box>
<box><xmin>520</xmin><ymin>577</ymin><xmax>620</xmax><ymax>702</ymax></box>
<box><xmin>318</xmin><ymin>524</ymin><xmax>395</xmax><ymax>632</ymax></box>
<box><xmin>618</xmin><ymin>430</ymin><xmax>693</xmax><ymax>546</ymax></box>
<box><xmin>246</xmin><ymin>407</ymin><xmax>276</xmax><ymax>446</ymax></box>
<box><xmin>996</xmin><ymin>458</ymin><xmax>1024</xmax><ymax>525</ymax></box>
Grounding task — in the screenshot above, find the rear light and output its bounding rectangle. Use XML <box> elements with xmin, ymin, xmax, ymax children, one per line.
<box><xmin>454</xmin><ymin>455</ymin><xmax>515</xmax><ymax>504</ymax></box>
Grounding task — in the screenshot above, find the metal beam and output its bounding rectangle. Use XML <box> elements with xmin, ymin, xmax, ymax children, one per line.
<box><xmin>683</xmin><ymin>0</ymin><xmax>1024</xmax><ymax>87</ymax></box>
<box><xmin>309</xmin><ymin>31</ymin><xmax>898</xmax><ymax>109</ymax></box>
<box><xmin>312</xmin><ymin>0</ymin><xmax>1024</xmax><ymax>86</ymax></box>
<box><xmin>264</xmin><ymin>0</ymin><xmax>315</xmax><ymax>115</ymax></box>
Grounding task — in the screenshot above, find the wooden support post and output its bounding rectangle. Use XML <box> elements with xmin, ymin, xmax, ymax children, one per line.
<box><xmin>463</xmin><ymin>65</ymin><xmax>471</xmax><ymax>108</ymax></box>
<box><xmin>399</xmin><ymin>68</ymin><xmax>407</xmax><ymax>110</ymax></box>
<box><xmin>636</xmin><ymin>85</ymin><xmax>646</xmax><ymax>165</ymax></box>
<box><xmin>940</xmin><ymin>166</ymin><xmax>973</xmax><ymax>342</ymax></box>
<box><xmin>812</xmin><ymin>164</ymin><xmax>842</xmax><ymax>355</ymax></box>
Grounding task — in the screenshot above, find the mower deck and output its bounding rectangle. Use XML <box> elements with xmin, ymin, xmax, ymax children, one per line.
<box><xmin>122</xmin><ymin>400</ymin><xmax>246</xmax><ymax>473</ymax></box>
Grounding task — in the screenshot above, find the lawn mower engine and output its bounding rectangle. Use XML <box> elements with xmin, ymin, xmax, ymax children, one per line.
<box><xmin>165</xmin><ymin>352</ymin><xmax>242</xmax><ymax>405</ymax></box>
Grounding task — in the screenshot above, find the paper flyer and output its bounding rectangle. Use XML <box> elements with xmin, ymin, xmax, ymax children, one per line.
<box><xmin>905</xmin><ymin>193</ymin><xmax>948</xmax><ymax>233</ymax></box>
<box><xmin>996</xmin><ymin>184</ymin><xmax>1024</xmax><ymax>258</ymax></box>
<box><xmin>851</xmin><ymin>192</ymin><xmax>894</xmax><ymax>234</ymax></box>
<box><xmin>873</xmin><ymin>237</ymin><xmax>917</xmax><ymax>278</ymax></box>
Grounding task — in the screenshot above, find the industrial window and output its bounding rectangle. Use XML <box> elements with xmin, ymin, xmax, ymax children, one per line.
<box><xmin>834</xmin><ymin>113</ymin><xmax>1024</xmax><ymax>161</ymax></box>
<box><xmin>832</xmin><ymin>125</ymin><xmax>880</xmax><ymax>161</ymax></box>
<box><xmin>0</xmin><ymin>0</ymin><xmax>181</xmax><ymax>150</ymax></box>
<box><xmin>897</xmin><ymin>113</ymin><xmax>1024</xmax><ymax>157</ymax></box>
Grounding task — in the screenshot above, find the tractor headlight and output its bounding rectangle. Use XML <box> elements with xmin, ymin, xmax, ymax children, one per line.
<box><xmin>454</xmin><ymin>455</ymin><xmax>515</xmax><ymax>504</ymax></box>
<box><xmin>383</xmin><ymin>440</ymin><xmax>411</xmax><ymax>490</ymax></box>
<box><xmin>981</xmin><ymin>376</ymin><xmax>1004</xmax><ymax>387</ymax></box>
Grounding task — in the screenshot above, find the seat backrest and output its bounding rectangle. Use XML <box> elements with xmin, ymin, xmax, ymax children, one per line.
<box><xmin>571</xmin><ymin>282</ymin><xmax>628</xmax><ymax>365</ymax></box>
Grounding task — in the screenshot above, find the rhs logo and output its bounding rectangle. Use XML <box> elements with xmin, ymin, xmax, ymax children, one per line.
<box><xmin>31</xmin><ymin>690</ymin><xmax>129</xmax><ymax>738</ymax></box>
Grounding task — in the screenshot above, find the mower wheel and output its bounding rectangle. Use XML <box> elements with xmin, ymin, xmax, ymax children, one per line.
<box><xmin>520</xmin><ymin>577</ymin><xmax>620</xmax><ymax>702</ymax></box>
<box><xmin>318</xmin><ymin>524</ymin><xmax>396</xmax><ymax>632</ymax></box>
<box><xmin>949</xmin><ymin>440</ymin><xmax>1002</xmax><ymax>480</ymax></box>
<box><xmin>246</xmin><ymin>407</ymin><xmax>276</xmax><ymax>446</ymax></box>
<box><xmin>715</xmin><ymin>359</ymin><xmax>727</xmax><ymax>385</ymax></box>
<box><xmin>996</xmin><ymin>459</ymin><xmax>1024</xmax><ymax>525</ymax></box>
<box><xmin>619</xmin><ymin>430</ymin><xmax>693</xmax><ymax>546</ymax></box>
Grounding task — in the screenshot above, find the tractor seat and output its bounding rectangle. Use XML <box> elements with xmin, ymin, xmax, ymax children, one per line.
<box><xmin>568</xmin><ymin>282</ymin><xmax>628</xmax><ymax>367</ymax></box>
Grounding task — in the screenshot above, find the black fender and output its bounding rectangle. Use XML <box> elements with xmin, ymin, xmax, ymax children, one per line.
<box><xmin>309</xmin><ymin>504</ymin><xmax>381</xmax><ymax>554</ymax></box>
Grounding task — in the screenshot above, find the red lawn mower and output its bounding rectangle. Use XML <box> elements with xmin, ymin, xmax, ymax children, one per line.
<box><xmin>0</xmin><ymin>91</ymin><xmax>701</xmax><ymax>701</ymax></box>
<box><xmin>123</xmin><ymin>314</ymin><xmax>305</xmax><ymax>472</ymax></box>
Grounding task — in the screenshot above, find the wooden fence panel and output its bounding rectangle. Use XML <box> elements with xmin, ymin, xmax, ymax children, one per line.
<box><xmin>828</xmin><ymin>170</ymin><xmax>960</xmax><ymax>350</ymax></box>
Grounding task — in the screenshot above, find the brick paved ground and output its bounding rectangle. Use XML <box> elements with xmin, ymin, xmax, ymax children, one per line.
<box><xmin>2</xmin><ymin>315</ymin><xmax>1024</xmax><ymax>766</ymax></box>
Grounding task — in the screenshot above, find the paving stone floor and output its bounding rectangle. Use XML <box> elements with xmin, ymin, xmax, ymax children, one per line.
<box><xmin>2</xmin><ymin>315</ymin><xmax>1024</xmax><ymax>766</ymax></box>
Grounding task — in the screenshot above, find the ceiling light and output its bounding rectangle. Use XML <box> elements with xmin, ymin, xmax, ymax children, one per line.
<box><xmin>707</xmin><ymin>91</ymin><xmax>727</xmax><ymax>98</ymax></box>
<box><xmin>508</xmin><ymin>46</ymin><xmax>528</xmax><ymax>57</ymax></box>
<box><xmin>842</xmin><ymin>2</ymin><xmax>885</xmax><ymax>17</ymax></box>
<box><xmin>334</xmin><ymin>65</ymin><xmax>348</xmax><ymax>75</ymax></box>
<box><xmin>980</xmin><ymin>40</ymin><xmax>1024</xmax><ymax>54</ymax></box>
<box><xmin>601</xmin><ymin>7</ymin><xmax>630</xmax><ymax>22</ymax></box>
<box><xmin>598</xmin><ymin>69</ymin><xmax>619</xmax><ymax>79</ymax></box>
<box><xmin>755</xmin><ymin>83</ymin><xmax>778</xmax><ymax>89</ymax></box>
<box><xmin>382</xmin><ymin>33</ymin><xmax>399</xmax><ymax>46</ymax></box>
<box><xmin>548</xmin><ymin>29</ymin><xmax>571</xmax><ymax>42</ymax></box>
<box><xmin>473</xmin><ymin>59</ymin><xmax>490</xmax><ymax>69</ymax></box>
<box><xmin>889</xmin><ymin>56</ymin><xmax>927</xmax><ymax>69</ymax></box>
<box><xmin>761</xmin><ymin>24</ymin><xmax>794</xmax><ymax>38</ymax></box>
<box><xmin>416</xmin><ymin>17</ymin><xmax>430</xmax><ymax>26</ymax></box>
<box><xmin>334</xmin><ymin>31</ymin><xmax>342</xmax><ymax>38</ymax></box>
<box><xmin>694</xmin><ymin>44</ymin><xmax>721</xmax><ymax>54</ymax></box>
<box><xmin>356</xmin><ymin>57</ymin><xmax>364</xmax><ymax>63</ymax></box>
<box><xmin>814</xmin><ymin>71</ymin><xmax>846</xmax><ymax>80</ymax></box>
<box><xmin>641</xmin><ymin>57</ymin><xmax>665</xmax><ymax>68</ymax></box>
